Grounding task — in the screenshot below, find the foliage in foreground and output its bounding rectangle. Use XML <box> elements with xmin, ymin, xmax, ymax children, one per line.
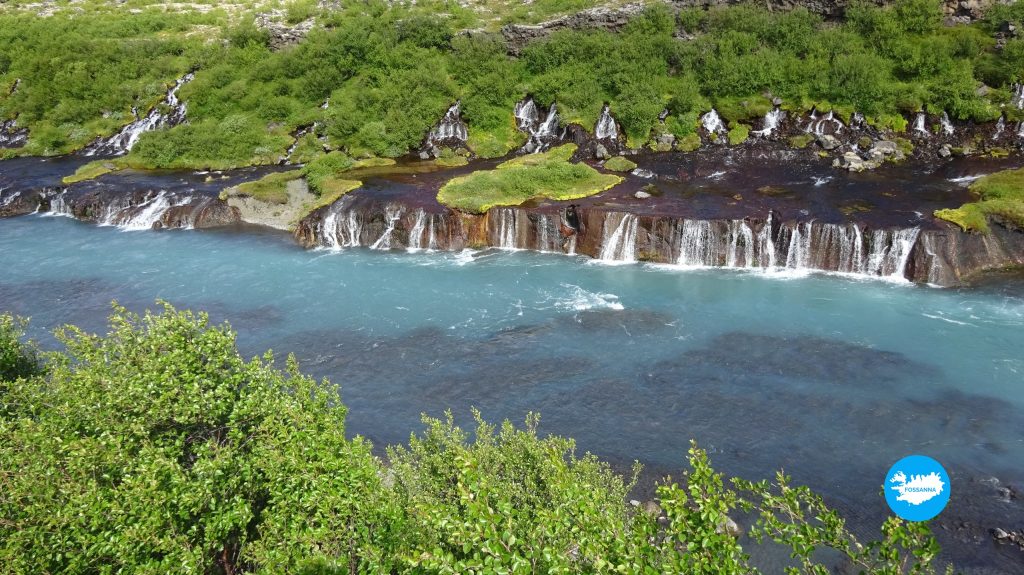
<box><xmin>0</xmin><ymin>305</ymin><xmax>948</xmax><ymax>574</ymax></box>
<box><xmin>437</xmin><ymin>144</ymin><xmax>622</xmax><ymax>213</ymax></box>
<box><xmin>935</xmin><ymin>167</ymin><xmax>1024</xmax><ymax>232</ymax></box>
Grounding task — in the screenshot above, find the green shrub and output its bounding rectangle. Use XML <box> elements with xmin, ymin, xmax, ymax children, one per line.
<box><xmin>0</xmin><ymin>304</ymin><xmax>952</xmax><ymax>574</ymax></box>
<box><xmin>0</xmin><ymin>314</ymin><xmax>41</xmax><ymax>385</ymax></box>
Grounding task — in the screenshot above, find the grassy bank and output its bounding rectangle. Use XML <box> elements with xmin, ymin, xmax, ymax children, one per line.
<box><xmin>935</xmin><ymin>167</ymin><xmax>1024</xmax><ymax>232</ymax></box>
<box><xmin>3</xmin><ymin>1</ymin><xmax>1024</xmax><ymax>168</ymax></box>
<box><xmin>437</xmin><ymin>144</ymin><xmax>622</xmax><ymax>212</ymax></box>
<box><xmin>0</xmin><ymin>304</ymin><xmax>947</xmax><ymax>574</ymax></box>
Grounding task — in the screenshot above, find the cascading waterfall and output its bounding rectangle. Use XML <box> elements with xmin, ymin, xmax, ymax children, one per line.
<box><xmin>0</xmin><ymin>119</ymin><xmax>29</xmax><ymax>148</ymax></box>
<box><xmin>0</xmin><ymin>188</ymin><xmax>18</xmax><ymax>208</ymax></box>
<box><xmin>725</xmin><ymin>220</ymin><xmax>756</xmax><ymax>268</ymax></box>
<box><xmin>1012</xmin><ymin>83</ymin><xmax>1024</xmax><ymax>110</ymax></box>
<box><xmin>494</xmin><ymin>208</ymin><xmax>521</xmax><ymax>250</ymax></box>
<box><xmin>85</xmin><ymin>73</ymin><xmax>194</xmax><ymax>156</ymax></box>
<box><xmin>752</xmin><ymin>107</ymin><xmax>785</xmax><ymax>137</ymax></box>
<box><xmin>595</xmin><ymin>105</ymin><xmax>618</xmax><ymax>140</ymax></box>
<box><xmin>700</xmin><ymin>109</ymin><xmax>727</xmax><ymax>139</ymax></box>
<box><xmin>804</xmin><ymin>110</ymin><xmax>843</xmax><ymax>135</ymax></box>
<box><xmin>593</xmin><ymin>210</ymin><xmax>919</xmax><ymax>280</ymax></box>
<box><xmin>676</xmin><ymin>220</ymin><xmax>717</xmax><ymax>267</ymax></box>
<box><xmin>119</xmin><ymin>191</ymin><xmax>174</xmax><ymax>231</ymax></box>
<box><xmin>370</xmin><ymin>206</ymin><xmax>403</xmax><ymax>250</ymax></box>
<box><xmin>515</xmin><ymin>98</ymin><xmax>564</xmax><ymax>153</ymax></box>
<box><xmin>45</xmin><ymin>191</ymin><xmax>74</xmax><ymax>218</ymax></box>
<box><xmin>408</xmin><ymin>209</ymin><xmax>428</xmax><ymax>251</ymax></box>
<box><xmin>994</xmin><ymin>116</ymin><xmax>1006</xmax><ymax>140</ymax></box>
<box><xmin>599</xmin><ymin>213</ymin><xmax>638</xmax><ymax>262</ymax></box>
<box><xmin>320</xmin><ymin>199</ymin><xmax>362</xmax><ymax>249</ymax></box>
<box><xmin>537</xmin><ymin>214</ymin><xmax>551</xmax><ymax>252</ymax></box>
<box><xmin>425</xmin><ymin>102</ymin><xmax>468</xmax><ymax>147</ymax></box>
<box><xmin>940</xmin><ymin>112</ymin><xmax>954</xmax><ymax>136</ymax></box>
<box><xmin>913</xmin><ymin>113</ymin><xmax>928</xmax><ymax>135</ymax></box>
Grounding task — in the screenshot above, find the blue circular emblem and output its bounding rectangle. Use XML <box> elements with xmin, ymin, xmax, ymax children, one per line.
<box><xmin>884</xmin><ymin>455</ymin><xmax>950</xmax><ymax>522</ymax></box>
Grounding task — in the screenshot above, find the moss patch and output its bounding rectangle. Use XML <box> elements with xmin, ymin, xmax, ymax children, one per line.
<box><xmin>306</xmin><ymin>179</ymin><xmax>363</xmax><ymax>212</ymax></box>
<box><xmin>677</xmin><ymin>133</ymin><xmax>702</xmax><ymax>152</ymax></box>
<box><xmin>788</xmin><ymin>134</ymin><xmax>815</xmax><ymax>149</ymax></box>
<box><xmin>437</xmin><ymin>144</ymin><xmax>622</xmax><ymax>213</ymax></box>
<box><xmin>62</xmin><ymin>160</ymin><xmax>124</xmax><ymax>184</ymax></box>
<box><xmin>727</xmin><ymin>123</ymin><xmax>750</xmax><ymax>146</ymax></box>
<box><xmin>934</xmin><ymin>168</ymin><xmax>1024</xmax><ymax>232</ymax></box>
<box><xmin>603</xmin><ymin>156</ymin><xmax>637</xmax><ymax>172</ymax></box>
<box><xmin>224</xmin><ymin>171</ymin><xmax>303</xmax><ymax>205</ymax></box>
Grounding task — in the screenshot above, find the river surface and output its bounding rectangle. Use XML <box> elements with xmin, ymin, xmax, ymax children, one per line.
<box><xmin>1</xmin><ymin>214</ymin><xmax>1023</xmax><ymax>572</ymax></box>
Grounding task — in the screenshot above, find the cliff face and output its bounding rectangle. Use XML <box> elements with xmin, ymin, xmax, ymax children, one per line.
<box><xmin>500</xmin><ymin>0</ymin><xmax>1005</xmax><ymax>53</ymax></box>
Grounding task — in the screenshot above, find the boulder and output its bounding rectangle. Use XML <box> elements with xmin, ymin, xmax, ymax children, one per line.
<box><xmin>594</xmin><ymin>144</ymin><xmax>610</xmax><ymax>160</ymax></box>
<box><xmin>817</xmin><ymin>134</ymin><xmax>841</xmax><ymax>150</ymax></box>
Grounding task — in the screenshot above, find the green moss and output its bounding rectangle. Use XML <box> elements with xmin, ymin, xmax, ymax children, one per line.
<box><xmin>894</xmin><ymin>137</ymin><xmax>914</xmax><ymax>156</ymax></box>
<box><xmin>434</xmin><ymin>156</ymin><xmax>470</xmax><ymax>167</ymax></box>
<box><xmin>727</xmin><ymin>123</ymin><xmax>750</xmax><ymax>146</ymax></box>
<box><xmin>788</xmin><ymin>134</ymin><xmax>815</xmax><ymax>149</ymax></box>
<box><xmin>307</xmin><ymin>179</ymin><xmax>362</xmax><ymax>211</ymax></box>
<box><xmin>676</xmin><ymin>133</ymin><xmax>702</xmax><ymax>152</ymax></box>
<box><xmin>603</xmin><ymin>156</ymin><xmax>637</xmax><ymax>172</ymax></box>
<box><xmin>301</xmin><ymin>152</ymin><xmax>355</xmax><ymax>196</ymax></box>
<box><xmin>62</xmin><ymin>160</ymin><xmax>124</xmax><ymax>184</ymax></box>
<box><xmin>867</xmin><ymin>114</ymin><xmax>909</xmax><ymax>133</ymax></box>
<box><xmin>935</xmin><ymin>168</ymin><xmax>1024</xmax><ymax>232</ymax></box>
<box><xmin>224</xmin><ymin>171</ymin><xmax>303</xmax><ymax>205</ymax></box>
<box><xmin>935</xmin><ymin>204</ymin><xmax>990</xmax><ymax>233</ymax></box>
<box><xmin>437</xmin><ymin>145</ymin><xmax>622</xmax><ymax>213</ymax></box>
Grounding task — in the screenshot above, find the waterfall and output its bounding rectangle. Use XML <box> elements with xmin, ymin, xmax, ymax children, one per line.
<box><xmin>0</xmin><ymin>119</ymin><xmax>29</xmax><ymax>148</ymax></box>
<box><xmin>912</xmin><ymin>113</ymin><xmax>928</xmax><ymax>135</ymax></box>
<box><xmin>320</xmin><ymin>200</ymin><xmax>361</xmax><ymax>249</ymax></box>
<box><xmin>599</xmin><ymin>213</ymin><xmax>638</xmax><ymax>262</ymax></box>
<box><xmin>920</xmin><ymin>233</ymin><xmax>944</xmax><ymax>286</ymax></box>
<box><xmin>425</xmin><ymin>101</ymin><xmax>468</xmax><ymax>147</ymax></box>
<box><xmin>756</xmin><ymin>212</ymin><xmax>777</xmax><ymax>269</ymax></box>
<box><xmin>494</xmin><ymin>208</ymin><xmax>521</xmax><ymax>250</ymax></box>
<box><xmin>994</xmin><ymin>116</ymin><xmax>1006</xmax><ymax>140</ymax></box>
<box><xmin>1012</xmin><ymin>83</ymin><xmax>1024</xmax><ymax>110</ymax></box>
<box><xmin>725</xmin><ymin>220</ymin><xmax>755</xmax><ymax>268</ymax></box>
<box><xmin>84</xmin><ymin>72</ymin><xmax>194</xmax><ymax>156</ymax></box>
<box><xmin>940</xmin><ymin>112</ymin><xmax>954</xmax><ymax>136</ymax></box>
<box><xmin>752</xmin><ymin>107</ymin><xmax>785</xmax><ymax>137</ymax></box>
<box><xmin>119</xmin><ymin>192</ymin><xmax>174</xmax><ymax>231</ymax></box>
<box><xmin>370</xmin><ymin>206</ymin><xmax>403</xmax><ymax>250</ymax></box>
<box><xmin>408</xmin><ymin>209</ymin><xmax>427</xmax><ymax>251</ymax></box>
<box><xmin>595</xmin><ymin>104</ymin><xmax>618</xmax><ymax>140</ymax></box>
<box><xmin>700</xmin><ymin>109</ymin><xmax>726</xmax><ymax>137</ymax></box>
<box><xmin>427</xmin><ymin>216</ymin><xmax>437</xmax><ymax>250</ymax></box>
<box><xmin>784</xmin><ymin>221</ymin><xmax>814</xmax><ymax>269</ymax></box>
<box><xmin>45</xmin><ymin>191</ymin><xmax>74</xmax><ymax>218</ymax></box>
<box><xmin>1018</xmin><ymin>121</ymin><xmax>1024</xmax><ymax>139</ymax></box>
<box><xmin>0</xmin><ymin>188</ymin><xmax>18</xmax><ymax>208</ymax></box>
<box><xmin>850</xmin><ymin>112</ymin><xmax>866</xmax><ymax>130</ymax></box>
<box><xmin>537</xmin><ymin>214</ymin><xmax>551</xmax><ymax>252</ymax></box>
<box><xmin>804</xmin><ymin>109</ymin><xmax>843</xmax><ymax>135</ymax></box>
<box><xmin>515</xmin><ymin>98</ymin><xmax>564</xmax><ymax>153</ymax></box>
<box><xmin>676</xmin><ymin>220</ymin><xmax>717</xmax><ymax>267</ymax></box>
<box><xmin>514</xmin><ymin>98</ymin><xmax>539</xmax><ymax>129</ymax></box>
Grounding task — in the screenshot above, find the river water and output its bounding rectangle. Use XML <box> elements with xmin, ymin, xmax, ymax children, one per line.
<box><xmin>1</xmin><ymin>212</ymin><xmax>1022</xmax><ymax>571</ymax></box>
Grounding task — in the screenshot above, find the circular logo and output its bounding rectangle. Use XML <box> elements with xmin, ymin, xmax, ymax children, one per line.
<box><xmin>884</xmin><ymin>455</ymin><xmax>950</xmax><ymax>522</ymax></box>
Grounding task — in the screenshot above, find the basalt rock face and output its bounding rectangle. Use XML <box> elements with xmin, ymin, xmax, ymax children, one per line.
<box><xmin>502</xmin><ymin>3</ymin><xmax>646</xmax><ymax>55</ymax></box>
<box><xmin>294</xmin><ymin>195</ymin><xmax>1021</xmax><ymax>286</ymax></box>
<box><xmin>38</xmin><ymin>188</ymin><xmax>239</xmax><ymax>230</ymax></box>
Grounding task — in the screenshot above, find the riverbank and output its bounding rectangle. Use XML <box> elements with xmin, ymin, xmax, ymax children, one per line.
<box><xmin>3</xmin><ymin>145</ymin><xmax>1023</xmax><ymax>287</ymax></box>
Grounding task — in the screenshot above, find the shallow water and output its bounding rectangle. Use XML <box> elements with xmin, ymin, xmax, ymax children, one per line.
<box><xmin>1</xmin><ymin>215</ymin><xmax>1022</xmax><ymax>572</ymax></box>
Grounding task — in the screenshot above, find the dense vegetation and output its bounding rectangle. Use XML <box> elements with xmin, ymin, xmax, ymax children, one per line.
<box><xmin>4</xmin><ymin>0</ymin><xmax>1024</xmax><ymax>168</ymax></box>
<box><xmin>437</xmin><ymin>144</ymin><xmax>622</xmax><ymax>212</ymax></box>
<box><xmin>935</xmin><ymin>167</ymin><xmax>1024</xmax><ymax>232</ymax></box>
<box><xmin>1</xmin><ymin>304</ymin><xmax>950</xmax><ymax>574</ymax></box>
